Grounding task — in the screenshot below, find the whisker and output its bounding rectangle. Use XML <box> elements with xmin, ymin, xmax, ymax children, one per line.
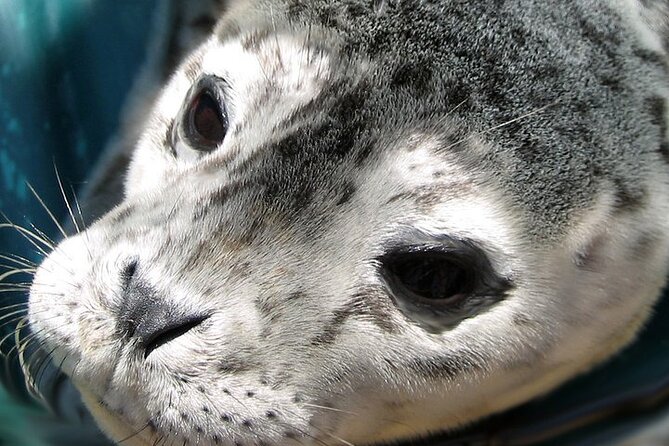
<box><xmin>53</xmin><ymin>162</ymin><xmax>81</xmax><ymax>235</ymax></box>
<box><xmin>26</xmin><ymin>182</ymin><xmax>69</xmax><ymax>239</ymax></box>
<box><xmin>0</xmin><ymin>263</ymin><xmax>36</xmax><ymax>272</ymax></box>
<box><xmin>69</xmin><ymin>184</ymin><xmax>88</xmax><ymax>232</ymax></box>
<box><xmin>0</xmin><ymin>253</ymin><xmax>38</xmax><ymax>268</ymax></box>
<box><xmin>116</xmin><ymin>422</ymin><xmax>152</xmax><ymax>445</ymax></box>
<box><xmin>0</xmin><ymin>313</ymin><xmax>59</xmax><ymax>355</ymax></box>
<box><xmin>440</xmin><ymin>99</ymin><xmax>560</xmax><ymax>152</ymax></box>
<box><xmin>302</xmin><ymin>403</ymin><xmax>358</xmax><ymax>416</ymax></box>
<box><xmin>0</xmin><ymin>268</ymin><xmax>35</xmax><ymax>283</ymax></box>
<box><xmin>0</xmin><ymin>220</ymin><xmax>53</xmax><ymax>255</ymax></box>
<box><xmin>69</xmin><ymin>184</ymin><xmax>95</xmax><ymax>263</ymax></box>
<box><xmin>28</xmin><ymin>223</ymin><xmax>57</xmax><ymax>249</ymax></box>
<box><xmin>0</xmin><ymin>302</ymin><xmax>29</xmax><ymax>312</ymax></box>
<box><xmin>251</xmin><ymin>393</ymin><xmax>356</xmax><ymax>446</ymax></box>
<box><xmin>0</xmin><ymin>307</ymin><xmax>61</xmax><ymax>335</ymax></box>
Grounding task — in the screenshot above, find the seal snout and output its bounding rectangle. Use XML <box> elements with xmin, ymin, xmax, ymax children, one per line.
<box><xmin>116</xmin><ymin>259</ymin><xmax>210</xmax><ymax>358</ymax></box>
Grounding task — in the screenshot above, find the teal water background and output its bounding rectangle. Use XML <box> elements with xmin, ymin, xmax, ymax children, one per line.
<box><xmin>0</xmin><ymin>1</ymin><xmax>156</xmax><ymax>444</ymax></box>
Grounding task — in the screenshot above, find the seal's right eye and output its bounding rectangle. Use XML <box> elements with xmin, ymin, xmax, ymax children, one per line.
<box><xmin>185</xmin><ymin>88</ymin><xmax>229</xmax><ymax>151</ymax></box>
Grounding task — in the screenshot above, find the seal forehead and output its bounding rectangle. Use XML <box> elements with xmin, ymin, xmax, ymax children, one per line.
<box><xmin>212</xmin><ymin>0</ymin><xmax>669</xmax><ymax>242</ymax></box>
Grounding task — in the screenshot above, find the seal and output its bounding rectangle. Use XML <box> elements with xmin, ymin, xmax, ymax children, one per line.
<box><xmin>24</xmin><ymin>0</ymin><xmax>669</xmax><ymax>445</ymax></box>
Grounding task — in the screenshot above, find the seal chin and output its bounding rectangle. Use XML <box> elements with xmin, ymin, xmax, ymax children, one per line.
<box><xmin>78</xmin><ymin>387</ymin><xmax>152</xmax><ymax>446</ymax></box>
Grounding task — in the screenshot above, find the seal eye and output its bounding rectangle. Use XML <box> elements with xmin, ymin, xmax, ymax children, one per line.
<box><xmin>379</xmin><ymin>239</ymin><xmax>512</xmax><ymax>332</ymax></box>
<box><xmin>185</xmin><ymin>89</ymin><xmax>228</xmax><ymax>151</ymax></box>
<box><xmin>384</xmin><ymin>252</ymin><xmax>474</xmax><ymax>305</ymax></box>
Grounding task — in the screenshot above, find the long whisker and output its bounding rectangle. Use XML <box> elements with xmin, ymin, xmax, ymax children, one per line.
<box><xmin>53</xmin><ymin>162</ymin><xmax>81</xmax><ymax>235</ymax></box>
<box><xmin>26</xmin><ymin>182</ymin><xmax>69</xmax><ymax>239</ymax></box>
<box><xmin>0</xmin><ymin>253</ymin><xmax>37</xmax><ymax>268</ymax></box>
<box><xmin>0</xmin><ymin>220</ymin><xmax>53</xmax><ymax>254</ymax></box>
<box><xmin>116</xmin><ymin>422</ymin><xmax>152</xmax><ymax>445</ymax></box>
<box><xmin>440</xmin><ymin>99</ymin><xmax>560</xmax><ymax>152</ymax></box>
<box><xmin>0</xmin><ymin>268</ymin><xmax>34</xmax><ymax>283</ymax></box>
<box><xmin>69</xmin><ymin>185</ymin><xmax>87</xmax><ymax>229</ymax></box>
<box><xmin>28</xmin><ymin>223</ymin><xmax>57</xmax><ymax>250</ymax></box>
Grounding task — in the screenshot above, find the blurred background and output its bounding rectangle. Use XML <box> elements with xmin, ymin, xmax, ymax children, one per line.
<box><xmin>0</xmin><ymin>1</ymin><xmax>156</xmax><ymax>444</ymax></box>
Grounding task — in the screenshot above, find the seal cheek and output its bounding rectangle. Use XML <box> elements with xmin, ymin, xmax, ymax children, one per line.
<box><xmin>79</xmin><ymin>387</ymin><xmax>152</xmax><ymax>446</ymax></box>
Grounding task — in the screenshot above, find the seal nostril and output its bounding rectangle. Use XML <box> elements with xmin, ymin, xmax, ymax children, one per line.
<box><xmin>120</xmin><ymin>258</ymin><xmax>139</xmax><ymax>289</ymax></box>
<box><xmin>141</xmin><ymin>314</ymin><xmax>210</xmax><ymax>358</ymax></box>
<box><xmin>116</xmin><ymin>261</ymin><xmax>210</xmax><ymax>357</ymax></box>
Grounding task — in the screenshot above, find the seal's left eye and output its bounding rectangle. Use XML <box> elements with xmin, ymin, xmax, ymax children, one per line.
<box><xmin>378</xmin><ymin>238</ymin><xmax>513</xmax><ymax>333</ymax></box>
<box><xmin>185</xmin><ymin>89</ymin><xmax>228</xmax><ymax>151</ymax></box>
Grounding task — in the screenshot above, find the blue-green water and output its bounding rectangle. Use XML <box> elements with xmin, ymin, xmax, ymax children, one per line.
<box><xmin>0</xmin><ymin>2</ymin><xmax>156</xmax><ymax>444</ymax></box>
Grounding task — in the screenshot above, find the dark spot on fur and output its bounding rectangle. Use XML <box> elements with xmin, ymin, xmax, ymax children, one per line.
<box><xmin>336</xmin><ymin>181</ymin><xmax>357</xmax><ymax>206</ymax></box>
<box><xmin>660</xmin><ymin>142</ymin><xmax>669</xmax><ymax>164</ymax></box>
<box><xmin>195</xmin><ymin>426</ymin><xmax>204</xmax><ymax>433</ymax></box>
<box><xmin>386</xmin><ymin>191</ymin><xmax>412</xmax><ymax>204</ymax></box>
<box><xmin>574</xmin><ymin>234</ymin><xmax>607</xmax><ymax>270</ymax></box>
<box><xmin>198</xmin><ymin>385</ymin><xmax>206</xmax><ymax>393</ymax></box>
<box><xmin>242</xmin><ymin>420</ymin><xmax>253</xmax><ymax>428</ymax></box>
<box><xmin>611</xmin><ymin>178</ymin><xmax>646</xmax><ymax>214</ymax></box>
<box><xmin>311</xmin><ymin>287</ymin><xmax>396</xmax><ymax>345</ymax></box>
<box><xmin>390</xmin><ymin>62</ymin><xmax>433</xmax><ymax>92</ymax></box>
<box><xmin>221</xmin><ymin>414</ymin><xmax>231</xmax><ymax>422</ymax></box>
<box><xmin>512</xmin><ymin>313</ymin><xmax>534</xmax><ymax>327</ymax></box>
<box><xmin>645</xmin><ymin>96</ymin><xmax>669</xmax><ymax>164</ymax></box>
<box><xmin>181</xmin><ymin>412</ymin><xmax>189</xmax><ymax>421</ymax></box>
<box><xmin>265</xmin><ymin>410</ymin><xmax>277</xmax><ymax>419</ymax></box>
<box><xmin>246</xmin><ymin>391</ymin><xmax>255</xmax><ymax>397</ymax></box>
<box><xmin>647</xmin><ymin>96</ymin><xmax>667</xmax><ymax>133</ymax></box>
<box><xmin>633</xmin><ymin>47</ymin><xmax>666</xmax><ymax>69</ymax></box>
<box><xmin>310</xmin><ymin>306</ymin><xmax>353</xmax><ymax>346</ymax></box>
<box><xmin>202</xmin><ymin>407</ymin><xmax>210</xmax><ymax>413</ymax></box>
<box><xmin>218</xmin><ymin>359</ymin><xmax>253</xmax><ymax>374</ymax></box>
<box><xmin>631</xmin><ymin>231</ymin><xmax>660</xmax><ymax>261</ymax></box>
<box><xmin>599</xmin><ymin>74</ymin><xmax>622</xmax><ymax>92</ymax></box>
<box><xmin>241</xmin><ymin>29</ymin><xmax>272</xmax><ymax>51</ymax></box>
<box><xmin>287</xmin><ymin>0</ymin><xmax>308</xmax><ymax>19</ymax></box>
<box><xmin>164</xmin><ymin>120</ymin><xmax>175</xmax><ymax>152</ymax></box>
<box><xmin>405</xmin><ymin>353</ymin><xmax>483</xmax><ymax>380</ymax></box>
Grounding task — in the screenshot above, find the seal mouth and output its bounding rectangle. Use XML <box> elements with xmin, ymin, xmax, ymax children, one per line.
<box><xmin>78</xmin><ymin>387</ymin><xmax>154</xmax><ymax>446</ymax></box>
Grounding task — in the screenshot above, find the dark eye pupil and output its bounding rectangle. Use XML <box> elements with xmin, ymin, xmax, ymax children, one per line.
<box><xmin>189</xmin><ymin>90</ymin><xmax>228</xmax><ymax>148</ymax></box>
<box><xmin>387</xmin><ymin>254</ymin><xmax>472</xmax><ymax>301</ymax></box>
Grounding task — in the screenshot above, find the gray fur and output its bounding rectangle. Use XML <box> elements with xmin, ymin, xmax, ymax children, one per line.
<box><xmin>215</xmin><ymin>0</ymin><xmax>669</xmax><ymax>240</ymax></box>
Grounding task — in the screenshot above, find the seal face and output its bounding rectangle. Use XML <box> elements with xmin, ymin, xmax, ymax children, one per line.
<box><xmin>27</xmin><ymin>1</ymin><xmax>669</xmax><ymax>445</ymax></box>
